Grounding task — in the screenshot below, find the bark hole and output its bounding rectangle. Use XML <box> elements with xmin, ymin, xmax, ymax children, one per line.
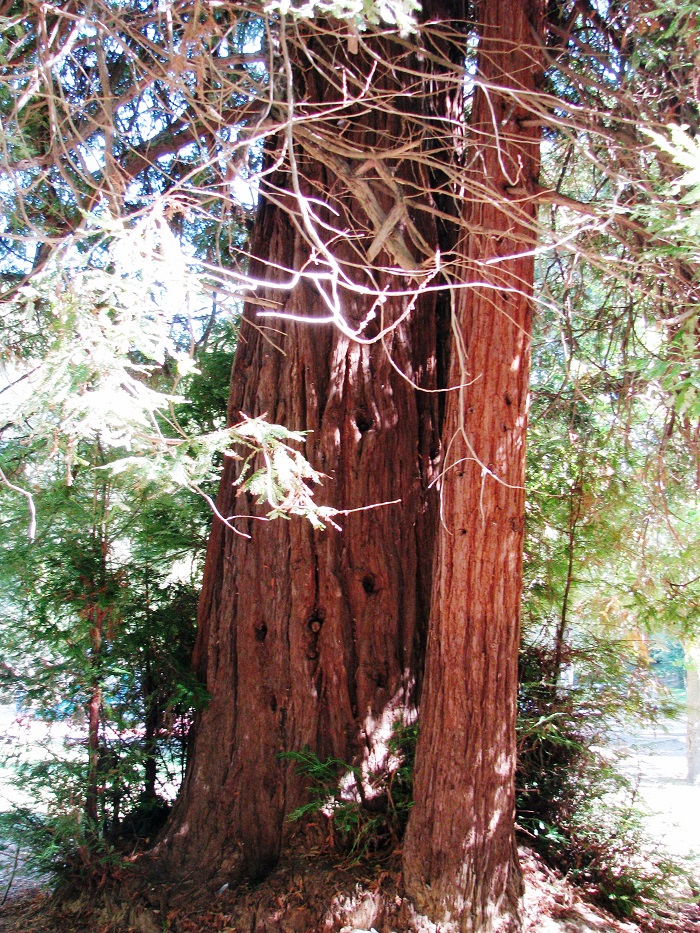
<box><xmin>362</xmin><ymin>573</ymin><xmax>378</xmax><ymax>595</ymax></box>
<box><xmin>255</xmin><ymin>623</ymin><xmax>268</xmax><ymax>642</ymax></box>
<box><xmin>307</xmin><ymin>610</ymin><xmax>324</xmax><ymax>663</ymax></box>
<box><xmin>360</xmin><ymin>319</ymin><xmax>380</xmax><ymax>340</ymax></box>
<box><xmin>355</xmin><ymin>410</ymin><xmax>373</xmax><ymax>434</ymax></box>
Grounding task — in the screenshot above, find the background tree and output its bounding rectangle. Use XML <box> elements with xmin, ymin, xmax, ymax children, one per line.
<box><xmin>0</xmin><ymin>258</ymin><xmax>238</xmax><ymax>851</ymax></box>
<box><xmin>0</xmin><ymin>460</ymin><xmax>206</xmax><ymax>838</ymax></box>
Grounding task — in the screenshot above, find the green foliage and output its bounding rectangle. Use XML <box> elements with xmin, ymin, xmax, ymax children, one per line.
<box><xmin>173</xmin><ymin>321</ymin><xmax>238</xmax><ymax>435</ymax></box>
<box><xmin>0</xmin><ymin>216</ymin><xmax>335</xmax><ymax>534</ymax></box>
<box><xmin>232</xmin><ymin>415</ymin><xmax>338</xmax><ymax>528</ymax></box>
<box><xmin>282</xmin><ymin>720</ymin><xmax>417</xmax><ymax>863</ymax></box>
<box><xmin>0</xmin><ymin>806</ymin><xmax>121</xmax><ymax>891</ymax></box>
<box><xmin>0</xmin><ymin>461</ymin><xmax>207</xmax><ymax>865</ymax></box>
<box><xmin>521</xmin><ymin>287</ymin><xmax>699</xmax><ymax>919</ymax></box>
<box><xmin>0</xmin><ymin>184</ymin><xmax>336</xmax><ymax>888</ymax></box>
<box><xmin>0</xmin><ymin>235</ymin><xmax>230</xmax><ymax>875</ymax></box>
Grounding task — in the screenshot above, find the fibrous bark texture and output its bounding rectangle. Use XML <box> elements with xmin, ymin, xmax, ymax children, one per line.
<box><xmin>403</xmin><ymin>1</ymin><xmax>544</xmax><ymax>930</ymax></box>
<box><xmin>155</xmin><ymin>9</ymin><xmax>466</xmax><ymax>883</ymax></box>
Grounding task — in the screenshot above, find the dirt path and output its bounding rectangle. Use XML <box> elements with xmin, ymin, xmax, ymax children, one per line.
<box><xmin>616</xmin><ymin>716</ymin><xmax>700</xmax><ymax>863</ymax></box>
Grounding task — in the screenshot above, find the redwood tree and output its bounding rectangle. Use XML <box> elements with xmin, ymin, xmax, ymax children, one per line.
<box><xmin>403</xmin><ymin>0</ymin><xmax>544</xmax><ymax>929</ymax></box>
<box><xmin>154</xmin><ymin>7</ymin><xmax>465</xmax><ymax>882</ymax></box>
<box><xmin>8</xmin><ymin>1</ymin><xmax>697</xmax><ymax>927</ymax></box>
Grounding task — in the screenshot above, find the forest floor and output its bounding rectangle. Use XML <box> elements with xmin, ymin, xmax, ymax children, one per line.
<box><xmin>1</xmin><ymin>710</ymin><xmax>700</xmax><ymax>932</ymax></box>
<box><xmin>0</xmin><ymin>842</ymin><xmax>698</xmax><ymax>933</ymax></box>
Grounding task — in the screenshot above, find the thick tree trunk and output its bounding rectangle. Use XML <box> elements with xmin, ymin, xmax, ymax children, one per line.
<box><xmin>403</xmin><ymin>2</ymin><xmax>544</xmax><ymax>931</ymax></box>
<box><xmin>155</xmin><ymin>10</ymin><xmax>464</xmax><ymax>883</ymax></box>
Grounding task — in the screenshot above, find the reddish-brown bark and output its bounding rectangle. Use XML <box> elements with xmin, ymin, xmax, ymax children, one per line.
<box><xmin>403</xmin><ymin>1</ymin><xmax>545</xmax><ymax>930</ymax></box>
<box><xmin>154</xmin><ymin>11</ymin><xmax>465</xmax><ymax>883</ymax></box>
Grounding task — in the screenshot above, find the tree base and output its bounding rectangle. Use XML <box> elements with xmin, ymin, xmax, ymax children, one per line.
<box><xmin>11</xmin><ymin>844</ymin><xmax>677</xmax><ymax>933</ymax></box>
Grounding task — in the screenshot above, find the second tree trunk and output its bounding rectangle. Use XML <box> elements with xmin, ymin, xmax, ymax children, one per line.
<box><xmin>403</xmin><ymin>0</ymin><xmax>544</xmax><ymax>929</ymax></box>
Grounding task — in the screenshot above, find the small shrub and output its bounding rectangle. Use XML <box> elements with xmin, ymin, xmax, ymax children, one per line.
<box><xmin>282</xmin><ymin>719</ymin><xmax>417</xmax><ymax>863</ymax></box>
<box><xmin>0</xmin><ymin>805</ymin><xmax>122</xmax><ymax>893</ymax></box>
<box><xmin>0</xmin><ymin>738</ymin><xmax>170</xmax><ymax>891</ymax></box>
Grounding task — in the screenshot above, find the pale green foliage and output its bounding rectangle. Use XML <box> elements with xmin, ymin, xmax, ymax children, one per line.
<box><xmin>109</xmin><ymin>415</ymin><xmax>338</xmax><ymax>530</ymax></box>
<box><xmin>0</xmin><ymin>210</ymin><xmax>335</xmax><ymax>531</ymax></box>
<box><xmin>267</xmin><ymin>0</ymin><xmax>420</xmax><ymax>35</ymax></box>
<box><xmin>234</xmin><ymin>416</ymin><xmax>339</xmax><ymax>528</ymax></box>
<box><xmin>628</xmin><ymin>495</ymin><xmax>700</xmax><ymax>645</ymax></box>
<box><xmin>646</xmin><ymin>124</ymin><xmax>700</xmax><ymax>240</ymax></box>
<box><xmin>652</xmin><ymin>125</ymin><xmax>700</xmax><ymax>201</ymax></box>
<box><xmin>2</xmin><ymin>211</ymin><xmax>208</xmax><ymax>461</ymax></box>
<box><xmin>636</xmin><ymin>125</ymin><xmax>700</xmax><ymax>423</ymax></box>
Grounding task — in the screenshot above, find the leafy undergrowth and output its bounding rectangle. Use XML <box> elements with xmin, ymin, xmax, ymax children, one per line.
<box><xmin>1</xmin><ymin>845</ymin><xmax>699</xmax><ymax>933</ymax></box>
<box><xmin>3</xmin><ymin>712</ymin><xmax>698</xmax><ymax>933</ymax></box>
<box><xmin>280</xmin><ymin>722</ymin><xmax>417</xmax><ymax>867</ymax></box>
